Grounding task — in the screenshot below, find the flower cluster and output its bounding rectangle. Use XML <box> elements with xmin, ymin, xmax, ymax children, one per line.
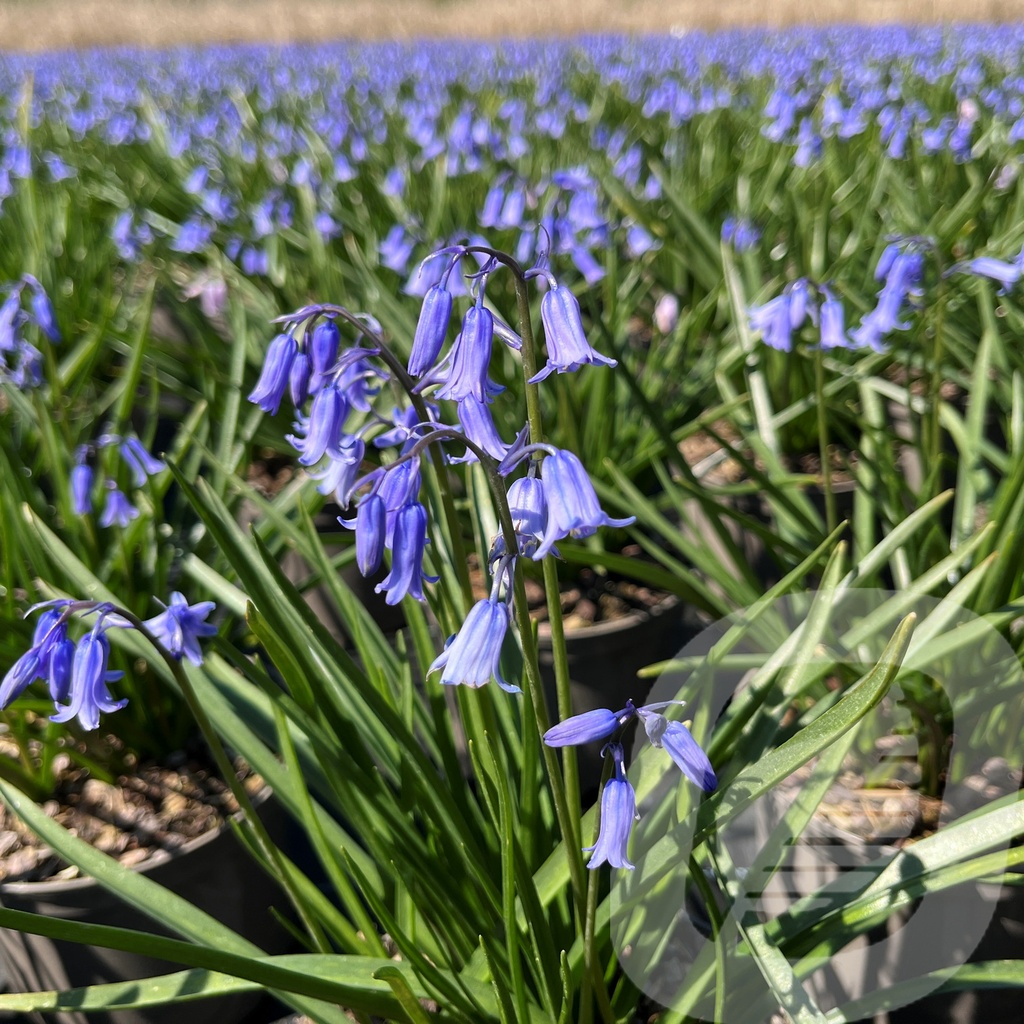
<box><xmin>0</xmin><ymin>275</ymin><xmax>61</xmax><ymax>390</ymax></box>
<box><xmin>0</xmin><ymin>596</ymin><xmax>216</xmax><ymax>731</ymax></box>
<box><xmin>748</xmin><ymin>239</ymin><xmax>930</xmax><ymax>354</ymax></box>
<box><xmin>248</xmin><ymin>243</ymin><xmax>631</xmax><ymax>625</ymax></box>
<box><xmin>69</xmin><ymin>433</ymin><xmax>166</xmax><ymax>526</ymax></box>
<box><xmin>544</xmin><ymin>699</ymin><xmax>717</xmax><ymax>870</ymax></box>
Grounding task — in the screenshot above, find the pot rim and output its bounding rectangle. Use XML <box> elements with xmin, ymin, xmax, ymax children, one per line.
<box><xmin>0</xmin><ymin>785</ymin><xmax>272</xmax><ymax>896</ymax></box>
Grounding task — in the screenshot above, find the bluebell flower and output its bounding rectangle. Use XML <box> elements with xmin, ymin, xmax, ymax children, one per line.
<box><xmin>490</xmin><ymin>475</ymin><xmax>549</xmax><ymax>561</ymax></box>
<box><xmin>435</xmin><ymin>304</ymin><xmax>494</xmax><ymax>403</ymax></box>
<box><xmin>584</xmin><ymin>744</ymin><xmax>637</xmax><ymax>870</ymax></box>
<box><xmin>625</xmin><ymin>223</ymin><xmax>659</xmax><ymax>259</ymax></box>
<box><xmin>453</xmin><ymin>396</ymin><xmax>510</xmax><ymax>463</ymax></box>
<box><xmin>170</xmin><ymin>217</ymin><xmax>214</xmax><ymax>254</ymax></box>
<box><xmin>722</xmin><ymin>216</ymin><xmax>761</xmax><ymax>253</ymax></box>
<box><xmin>543</xmin><ymin>705</ymin><xmax>629</xmax><ymax>746</ymax></box>
<box><xmin>636</xmin><ymin>706</ymin><xmax>717</xmax><ymax>792</ymax></box>
<box><xmin>315</xmin><ymin>212</ymin><xmax>342</xmax><ymax>240</ymax></box>
<box><xmin>544</xmin><ymin>698</ymin><xmax>716</xmax><ymax>794</ymax></box>
<box><xmin>294</xmin><ymin>383</ymin><xmax>348</xmax><ymax>466</ymax></box>
<box><xmin>749</xmin><ymin>279</ymin><xmax>813</xmax><ymax>352</ymax></box>
<box><xmin>51</xmin><ymin>627</ymin><xmax>127</xmax><ymax>732</ymax></box>
<box><xmin>47</xmin><ymin>637</ymin><xmax>75</xmax><ymax>704</ymax></box>
<box><xmin>499</xmin><ymin>187</ymin><xmax>527</xmax><ymax>229</ymax></box>
<box><xmin>70</xmin><ymin>462</ymin><xmax>94</xmax><ymax>515</ymax></box>
<box><xmin>530</xmin><ymin>284</ymin><xmax>617</xmax><ymax>383</ymax></box>
<box><xmin>570</xmin><ymin>246</ymin><xmax>605</xmax><ymax>285</ymax></box>
<box><xmin>24</xmin><ymin>276</ymin><xmax>61</xmax><ymax>343</ymax></box>
<box><xmin>947</xmin><ymin>249</ymin><xmax>1024</xmax><ymax>294</ymax></box>
<box><xmin>534</xmin><ymin>449</ymin><xmax>635</xmax><ymax>559</ymax></box>
<box><xmin>377</xmin><ymin>460</ymin><xmax>422</xmax><ymax>546</ymax></box>
<box><xmin>340</xmin><ymin>493</ymin><xmax>386</xmax><ymax>576</ymax></box>
<box><xmin>119</xmin><ymin>436</ymin><xmax>165</xmax><ymax>487</ymax></box>
<box><xmin>851</xmin><ymin>244</ymin><xmax>925</xmax><ymax>350</ymax></box>
<box><xmin>408</xmin><ymin>283</ymin><xmax>453</xmax><ymax>377</ymax></box>
<box><xmin>429</xmin><ymin>598</ymin><xmax>519</xmax><ymax>693</ymax></box>
<box><xmin>99</xmin><ymin>485</ymin><xmax>139</xmax><ymax>529</ymax></box>
<box><xmin>375</xmin><ymin>502</ymin><xmax>437</xmax><ymax>605</ymax></box>
<box><xmin>480</xmin><ymin>180</ymin><xmax>507</xmax><ymax>229</ymax></box>
<box><xmin>0</xmin><ymin>603</ymin><xmax>72</xmax><ymax>709</ymax></box>
<box><xmin>314</xmin><ymin>436</ymin><xmax>365</xmax><ymax>508</ymax></box>
<box><xmin>249</xmin><ymin>333</ymin><xmax>298</xmax><ymax>415</ymax></box>
<box><xmin>143</xmin><ymin>592</ymin><xmax>218</xmax><ymax>665</ymax></box>
<box><xmin>818</xmin><ymin>285</ymin><xmax>851</xmax><ymax>349</ymax></box>
<box><xmin>380</xmin><ymin>224</ymin><xmax>414</xmax><ymax>274</ymax></box>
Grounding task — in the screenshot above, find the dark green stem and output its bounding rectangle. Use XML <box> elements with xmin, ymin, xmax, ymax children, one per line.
<box><xmin>813</xmin><ymin>347</ymin><xmax>836</xmax><ymax>535</ymax></box>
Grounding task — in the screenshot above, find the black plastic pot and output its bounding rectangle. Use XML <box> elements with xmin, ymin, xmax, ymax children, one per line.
<box><xmin>0</xmin><ymin>791</ymin><xmax>293</xmax><ymax>1024</ymax></box>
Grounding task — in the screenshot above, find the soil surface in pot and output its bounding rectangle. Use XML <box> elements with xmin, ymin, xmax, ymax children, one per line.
<box><xmin>0</xmin><ymin>739</ymin><xmax>262</xmax><ymax>883</ymax></box>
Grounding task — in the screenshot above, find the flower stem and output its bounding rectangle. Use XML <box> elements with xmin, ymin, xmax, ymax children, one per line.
<box><xmin>813</xmin><ymin>346</ymin><xmax>836</xmax><ymax>534</ymax></box>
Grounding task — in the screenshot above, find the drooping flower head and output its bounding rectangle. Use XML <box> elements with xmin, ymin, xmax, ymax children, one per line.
<box><xmin>544</xmin><ymin>698</ymin><xmax>716</xmax><ymax>793</ymax></box>
<box><xmin>429</xmin><ymin>597</ymin><xmax>519</xmax><ymax>693</ymax></box>
<box><xmin>534</xmin><ymin>449</ymin><xmax>635</xmax><ymax>559</ymax></box>
<box><xmin>529</xmin><ymin>282</ymin><xmax>617</xmax><ymax>383</ymax></box>
<box><xmin>584</xmin><ymin>743</ymin><xmax>637</xmax><ymax>870</ymax></box>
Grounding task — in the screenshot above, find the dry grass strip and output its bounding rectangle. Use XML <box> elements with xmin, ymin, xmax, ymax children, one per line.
<box><xmin>0</xmin><ymin>0</ymin><xmax>1021</xmax><ymax>52</ymax></box>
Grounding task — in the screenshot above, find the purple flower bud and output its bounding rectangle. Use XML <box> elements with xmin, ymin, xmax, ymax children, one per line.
<box><xmin>375</xmin><ymin>502</ymin><xmax>437</xmax><ymax>606</ymax></box>
<box><xmin>249</xmin><ymin>333</ymin><xmax>298</xmax><ymax>415</ymax></box>
<box><xmin>543</xmin><ymin>707</ymin><xmax>626</xmax><ymax>747</ymax></box>
<box><xmin>530</xmin><ymin>284</ymin><xmax>616</xmax><ymax>383</ymax></box>
<box><xmin>310</xmin><ymin>319</ymin><xmax>341</xmax><ymax>380</ymax></box>
<box><xmin>429</xmin><ymin>598</ymin><xmax>519</xmax><ymax>693</ymax></box>
<box><xmin>408</xmin><ymin>284</ymin><xmax>453</xmax><ymax>377</ymax></box>
<box><xmin>534</xmin><ymin>450</ymin><xmax>635</xmax><ymax>560</ymax></box>
<box><xmin>584</xmin><ymin>744</ymin><xmax>637</xmax><ymax>870</ymax></box>
<box><xmin>70</xmin><ymin>463</ymin><xmax>94</xmax><ymax>515</ymax></box>
<box><xmin>436</xmin><ymin>305</ymin><xmax>494</xmax><ymax>404</ymax></box>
